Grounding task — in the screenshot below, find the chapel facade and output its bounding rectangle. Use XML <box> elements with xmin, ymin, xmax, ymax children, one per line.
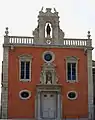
<box><xmin>1</xmin><ymin>8</ymin><xmax>94</xmax><ymax>120</ymax></box>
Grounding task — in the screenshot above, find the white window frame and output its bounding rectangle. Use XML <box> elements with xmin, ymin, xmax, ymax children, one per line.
<box><xmin>19</xmin><ymin>89</ymin><xmax>31</xmax><ymax>100</ymax></box>
<box><xmin>65</xmin><ymin>56</ymin><xmax>79</xmax><ymax>83</ymax></box>
<box><xmin>67</xmin><ymin>91</ymin><xmax>78</xmax><ymax>100</ymax></box>
<box><xmin>19</xmin><ymin>54</ymin><xmax>32</xmax><ymax>82</ymax></box>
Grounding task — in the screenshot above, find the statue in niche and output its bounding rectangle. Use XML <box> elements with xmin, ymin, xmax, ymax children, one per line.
<box><xmin>46</xmin><ymin>71</ymin><xmax>52</xmax><ymax>84</ymax></box>
<box><xmin>46</xmin><ymin>24</ymin><xmax>51</xmax><ymax>37</ymax></box>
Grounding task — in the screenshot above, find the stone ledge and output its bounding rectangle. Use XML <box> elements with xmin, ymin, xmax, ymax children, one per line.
<box><xmin>0</xmin><ymin>118</ymin><xmax>89</xmax><ymax>120</ymax></box>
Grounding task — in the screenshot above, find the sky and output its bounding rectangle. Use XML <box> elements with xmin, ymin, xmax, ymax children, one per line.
<box><xmin>0</xmin><ymin>0</ymin><xmax>95</xmax><ymax>92</ymax></box>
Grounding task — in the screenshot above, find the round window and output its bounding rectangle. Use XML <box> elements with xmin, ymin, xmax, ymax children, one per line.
<box><xmin>67</xmin><ymin>91</ymin><xmax>77</xmax><ymax>100</ymax></box>
<box><xmin>19</xmin><ymin>90</ymin><xmax>31</xmax><ymax>100</ymax></box>
<box><xmin>44</xmin><ymin>53</ymin><xmax>52</xmax><ymax>61</ymax></box>
<box><xmin>43</xmin><ymin>51</ymin><xmax>55</xmax><ymax>63</ymax></box>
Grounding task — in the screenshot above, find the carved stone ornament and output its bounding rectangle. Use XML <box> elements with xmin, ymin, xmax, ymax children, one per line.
<box><xmin>5</xmin><ymin>27</ymin><xmax>9</xmax><ymax>36</ymax></box>
<box><xmin>58</xmin><ymin>28</ymin><xmax>65</xmax><ymax>38</ymax></box>
<box><xmin>33</xmin><ymin>25</ymin><xmax>39</xmax><ymax>39</ymax></box>
<box><xmin>40</xmin><ymin>63</ymin><xmax>58</xmax><ymax>85</ymax></box>
<box><xmin>32</xmin><ymin>8</ymin><xmax>65</xmax><ymax>44</ymax></box>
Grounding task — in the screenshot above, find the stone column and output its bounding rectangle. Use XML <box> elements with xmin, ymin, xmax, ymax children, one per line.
<box><xmin>1</xmin><ymin>47</ymin><xmax>9</xmax><ymax>119</ymax></box>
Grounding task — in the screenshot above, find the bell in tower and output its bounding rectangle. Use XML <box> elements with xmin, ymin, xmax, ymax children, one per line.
<box><xmin>33</xmin><ymin>7</ymin><xmax>65</xmax><ymax>45</ymax></box>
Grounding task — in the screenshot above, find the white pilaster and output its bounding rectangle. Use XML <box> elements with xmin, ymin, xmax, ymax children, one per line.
<box><xmin>87</xmin><ymin>49</ymin><xmax>94</xmax><ymax>120</ymax></box>
<box><xmin>1</xmin><ymin>47</ymin><xmax>9</xmax><ymax>119</ymax></box>
<box><xmin>57</xmin><ymin>92</ymin><xmax>62</xmax><ymax>120</ymax></box>
<box><xmin>37</xmin><ymin>91</ymin><xmax>41</xmax><ymax>120</ymax></box>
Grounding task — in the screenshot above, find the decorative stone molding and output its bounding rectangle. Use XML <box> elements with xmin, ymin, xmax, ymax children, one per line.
<box><xmin>36</xmin><ymin>84</ymin><xmax>62</xmax><ymax>120</ymax></box>
<box><xmin>58</xmin><ymin>28</ymin><xmax>65</xmax><ymax>44</ymax></box>
<box><xmin>1</xmin><ymin>47</ymin><xmax>9</xmax><ymax>119</ymax></box>
<box><xmin>10</xmin><ymin>45</ymin><xmax>14</xmax><ymax>50</ymax></box>
<box><xmin>40</xmin><ymin>63</ymin><xmax>58</xmax><ymax>85</ymax></box>
<box><xmin>36</xmin><ymin>84</ymin><xmax>62</xmax><ymax>91</ymax></box>
<box><xmin>33</xmin><ymin>25</ymin><xmax>39</xmax><ymax>44</ymax></box>
<box><xmin>33</xmin><ymin>8</ymin><xmax>65</xmax><ymax>45</ymax></box>
<box><xmin>65</xmin><ymin>56</ymin><xmax>79</xmax><ymax>61</ymax></box>
<box><xmin>18</xmin><ymin>54</ymin><xmax>33</xmax><ymax>60</ymax></box>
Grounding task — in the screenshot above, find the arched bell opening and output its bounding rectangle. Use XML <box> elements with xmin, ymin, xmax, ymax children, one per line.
<box><xmin>45</xmin><ymin>22</ymin><xmax>52</xmax><ymax>38</ymax></box>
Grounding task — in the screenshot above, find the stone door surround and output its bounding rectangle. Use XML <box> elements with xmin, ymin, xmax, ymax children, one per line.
<box><xmin>35</xmin><ymin>84</ymin><xmax>62</xmax><ymax>120</ymax></box>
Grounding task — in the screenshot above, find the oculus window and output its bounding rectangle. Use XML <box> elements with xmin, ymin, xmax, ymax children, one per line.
<box><xmin>19</xmin><ymin>90</ymin><xmax>31</xmax><ymax>100</ymax></box>
<box><xmin>67</xmin><ymin>91</ymin><xmax>78</xmax><ymax>100</ymax></box>
<box><xmin>43</xmin><ymin>51</ymin><xmax>55</xmax><ymax>63</ymax></box>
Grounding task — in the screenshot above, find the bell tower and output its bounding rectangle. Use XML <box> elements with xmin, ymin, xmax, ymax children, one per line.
<box><xmin>33</xmin><ymin>7</ymin><xmax>64</xmax><ymax>45</ymax></box>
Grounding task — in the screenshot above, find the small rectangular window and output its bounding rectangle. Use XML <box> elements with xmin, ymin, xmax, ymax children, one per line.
<box><xmin>20</xmin><ymin>61</ymin><xmax>30</xmax><ymax>80</ymax></box>
<box><xmin>67</xmin><ymin>63</ymin><xmax>76</xmax><ymax>81</ymax></box>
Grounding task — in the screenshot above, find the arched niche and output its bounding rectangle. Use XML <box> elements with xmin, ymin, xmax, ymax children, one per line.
<box><xmin>45</xmin><ymin>22</ymin><xmax>52</xmax><ymax>38</ymax></box>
